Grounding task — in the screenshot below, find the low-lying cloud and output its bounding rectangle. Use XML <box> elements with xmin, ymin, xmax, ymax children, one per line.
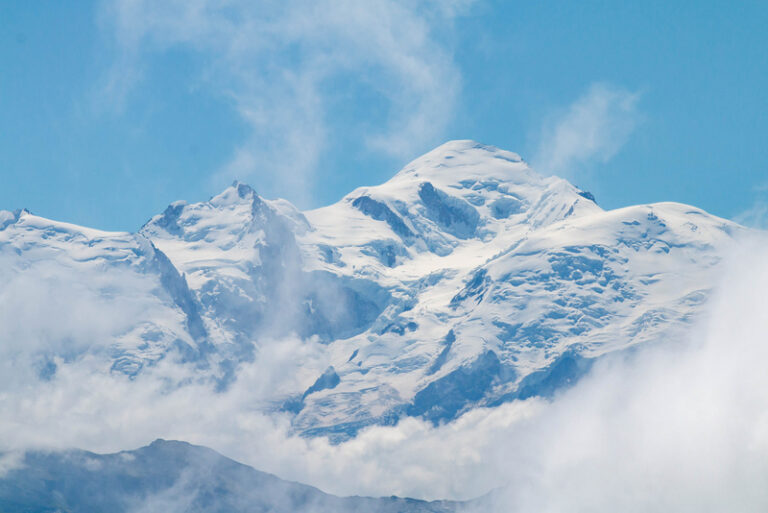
<box><xmin>2</xmin><ymin>233</ymin><xmax>768</xmax><ymax>509</ymax></box>
<box><xmin>480</xmin><ymin>235</ymin><xmax>768</xmax><ymax>511</ymax></box>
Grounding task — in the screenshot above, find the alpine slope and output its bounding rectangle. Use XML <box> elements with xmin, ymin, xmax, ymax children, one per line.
<box><xmin>0</xmin><ymin>140</ymin><xmax>741</xmax><ymax>440</ymax></box>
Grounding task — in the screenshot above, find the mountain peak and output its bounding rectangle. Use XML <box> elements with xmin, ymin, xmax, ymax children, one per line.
<box><xmin>233</xmin><ymin>181</ymin><xmax>257</xmax><ymax>199</ymax></box>
<box><xmin>424</xmin><ymin>139</ymin><xmax>523</xmax><ymax>161</ymax></box>
<box><xmin>0</xmin><ymin>139</ymin><xmax>744</xmax><ymax>445</ymax></box>
<box><xmin>0</xmin><ymin>208</ymin><xmax>26</xmax><ymax>230</ymax></box>
<box><xmin>303</xmin><ymin>141</ymin><xmax>601</xmax><ymax>260</ymax></box>
<box><xmin>391</xmin><ymin>140</ymin><xmax>527</xmax><ymax>185</ymax></box>
<box><xmin>208</xmin><ymin>180</ymin><xmax>259</xmax><ymax>208</ymax></box>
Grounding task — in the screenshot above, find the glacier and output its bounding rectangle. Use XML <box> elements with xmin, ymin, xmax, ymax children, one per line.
<box><xmin>0</xmin><ymin>140</ymin><xmax>742</xmax><ymax>441</ymax></box>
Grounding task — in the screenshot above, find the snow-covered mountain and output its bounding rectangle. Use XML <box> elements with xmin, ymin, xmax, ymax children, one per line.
<box><xmin>0</xmin><ymin>140</ymin><xmax>741</xmax><ymax>439</ymax></box>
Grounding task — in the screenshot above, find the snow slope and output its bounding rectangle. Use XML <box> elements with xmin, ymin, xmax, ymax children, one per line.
<box><xmin>0</xmin><ymin>140</ymin><xmax>742</xmax><ymax>439</ymax></box>
<box><xmin>0</xmin><ymin>209</ymin><xmax>207</xmax><ymax>377</ymax></box>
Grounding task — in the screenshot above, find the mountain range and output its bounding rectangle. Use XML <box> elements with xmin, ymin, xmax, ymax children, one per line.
<box><xmin>0</xmin><ymin>140</ymin><xmax>740</xmax><ymax>441</ymax></box>
<box><xmin>0</xmin><ymin>439</ymin><xmax>464</xmax><ymax>512</ymax></box>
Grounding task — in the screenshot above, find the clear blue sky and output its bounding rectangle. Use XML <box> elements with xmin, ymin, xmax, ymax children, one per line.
<box><xmin>1</xmin><ymin>1</ymin><xmax>767</xmax><ymax>231</ymax></box>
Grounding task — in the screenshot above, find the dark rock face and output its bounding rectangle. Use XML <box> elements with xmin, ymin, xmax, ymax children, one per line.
<box><xmin>408</xmin><ymin>350</ymin><xmax>510</xmax><ymax>425</ymax></box>
<box><xmin>450</xmin><ymin>269</ymin><xmax>490</xmax><ymax>308</ymax></box>
<box><xmin>489</xmin><ymin>197</ymin><xmax>524</xmax><ymax>219</ymax></box>
<box><xmin>489</xmin><ymin>350</ymin><xmax>594</xmax><ymax>407</ymax></box>
<box><xmin>150</xmin><ymin>242</ymin><xmax>209</xmax><ymax>344</ymax></box>
<box><xmin>0</xmin><ymin>440</ymin><xmax>461</xmax><ymax>513</ymax></box>
<box><xmin>577</xmin><ymin>190</ymin><xmax>597</xmax><ymax>203</ymax></box>
<box><xmin>153</xmin><ymin>202</ymin><xmax>186</xmax><ymax>236</ymax></box>
<box><xmin>352</xmin><ymin>195</ymin><xmax>414</xmax><ymax>239</ymax></box>
<box><xmin>417</xmin><ymin>182</ymin><xmax>480</xmax><ymax>239</ymax></box>
<box><xmin>513</xmin><ymin>350</ymin><xmax>593</xmax><ymax>400</ymax></box>
<box><xmin>427</xmin><ymin>330</ymin><xmax>456</xmax><ymax>375</ymax></box>
<box><xmin>304</xmin><ymin>366</ymin><xmax>341</xmax><ymax>398</ymax></box>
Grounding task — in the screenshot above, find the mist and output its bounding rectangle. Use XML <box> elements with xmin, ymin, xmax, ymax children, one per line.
<box><xmin>1</xmin><ymin>233</ymin><xmax>767</xmax><ymax>509</ymax></box>
<box><xmin>477</xmin><ymin>234</ymin><xmax>768</xmax><ymax>511</ymax></box>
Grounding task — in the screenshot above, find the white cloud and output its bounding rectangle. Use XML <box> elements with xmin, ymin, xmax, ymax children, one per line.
<box><xmin>734</xmin><ymin>182</ymin><xmax>768</xmax><ymax>229</ymax></box>
<box><xmin>736</xmin><ymin>202</ymin><xmax>768</xmax><ymax>229</ymax></box>
<box><xmin>533</xmin><ymin>82</ymin><xmax>641</xmax><ymax>178</ymax></box>
<box><xmin>4</xmin><ymin>233</ymin><xmax>768</xmax><ymax>510</ymax></box>
<box><xmin>98</xmin><ymin>0</ymin><xmax>471</xmax><ymax>205</ymax></box>
<box><xmin>7</xmin><ymin>5</ymin><xmax>766</xmax><ymax>508</ymax></box>
<box><xmin>484</xmin><ymin>234</ymin><xmax>768</xmax><ymax>511</ymax></box>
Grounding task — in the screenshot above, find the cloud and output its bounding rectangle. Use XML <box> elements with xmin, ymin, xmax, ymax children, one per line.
<box><xmin>0</xmin><ymin>451</ymin><xmax>23</xmax><ymax>479</ymax></box>
<box><xmin>734</xmin><ymin>181</ymin><xmax>768</xmax><ymax>229</ymax></box>
<box><xmin>736</xmin><ymin>202</ymin><xmax>768</xmax><ymax>229</ymax></box>
<box><xmin>533</xmin><ymin>82</ymin><xmax>641</xmax><ymax>178</ymax></box>
<box><xmin>4</xmin><ymin>232</ymin><xmax>768</xmax><ymax>510</ymax></box>
<box><xmin>3</xmin><ymin>198</ymin><xmax>768</xmax><ymax>507</ymax></box>
<box><xmin>0</xmin><ymin>249</ymin><xmax>191</xmax><ymax>388</ymax></box>
<box><xmin>98</xmin><ymin>0</ymin><xmax>471</xmax><ymax>205</ymax></box>
<box><xmin>488</xmin><ymin>234</ymin><xmax>768</xmax><ymax>511</ymax></box>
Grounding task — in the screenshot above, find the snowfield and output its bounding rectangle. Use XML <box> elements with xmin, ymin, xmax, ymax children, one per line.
<box><xmin>0</xmin><ymin>140</ymin><xmax>742</xmax><ymax>440</ymax></box>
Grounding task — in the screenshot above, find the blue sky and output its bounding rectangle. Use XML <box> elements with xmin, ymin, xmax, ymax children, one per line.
<box><xmin>1</xmin><ymin>0</ymin><xmax>767</xmax><ymax>231</ymax></box>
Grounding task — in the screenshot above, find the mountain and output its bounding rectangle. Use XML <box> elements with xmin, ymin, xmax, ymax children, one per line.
<box><xmin>0</xmin><ymin>439</ymin><xmax>460</xmax><ymax>512</ymax></box>
<box><xmin>0</xmin><ymin>209</ymin><xmax>209</xmax><ymax>376</ymax></box>
<box><xmin>0</xmin><ymin>140</ymin><xmax>741</xmax><ymax>439</ymax></box>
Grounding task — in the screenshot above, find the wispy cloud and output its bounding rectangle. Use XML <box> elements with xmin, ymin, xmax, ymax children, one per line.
<box><xmin>533</xmin><ymin>82</ymin><xmax>641</xmax><ymax>178</ymax></box>
<box><xmin>98</xmin><ymin>0</ymin><xmax>472</xmax><ymax>204</ymax></box>
<box><xmin>734</xmin><ymin>181</ymin><xmax>768</xmax><ymax>229</ymax></box>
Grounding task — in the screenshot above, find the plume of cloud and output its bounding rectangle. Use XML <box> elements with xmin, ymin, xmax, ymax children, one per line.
<box><xmin>533</xmin><ymin>82</ymin><xmax>641</xmax><ymax>179</ymax></box>
<box><xmin>734</xmin><ymin>182</ymin><xmax>768</xmax><ymax>229</ymax></box>
<box><xmin>98</xmin><ymin>0</ymin><xmax>470</xmax><ymax>205</ymax></box>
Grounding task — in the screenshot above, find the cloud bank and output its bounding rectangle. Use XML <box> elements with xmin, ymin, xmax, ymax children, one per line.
<box><xmin>479</xmin><ymin>235</ymin><xmax>768</xmax><ymax>511</ymax></box>
<box><xmin>2</xmin><ymin>231</ymin><xmax>768</xmax><ymax>511</ymax></box>
<box><xmin>99</xmin><ymin>0</ymin><xmax>471</xmax><ymax>204</ymax></box>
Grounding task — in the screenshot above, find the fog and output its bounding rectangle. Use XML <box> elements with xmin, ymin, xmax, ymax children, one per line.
<box><xmin>478</xmin><ymin>234</ymin><xmax>768</xmax><ymax>511</ymax></box>
<box><xmin>1</xmin><ymin>234</ymin><xmax>767</xmax><ymax>511</ymax></box>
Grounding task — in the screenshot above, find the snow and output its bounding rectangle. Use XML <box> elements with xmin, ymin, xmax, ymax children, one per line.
<box><xmin>0</xmin><ymin>140</ymin><xmax>744</xmax><ymax>439</ymax></box>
